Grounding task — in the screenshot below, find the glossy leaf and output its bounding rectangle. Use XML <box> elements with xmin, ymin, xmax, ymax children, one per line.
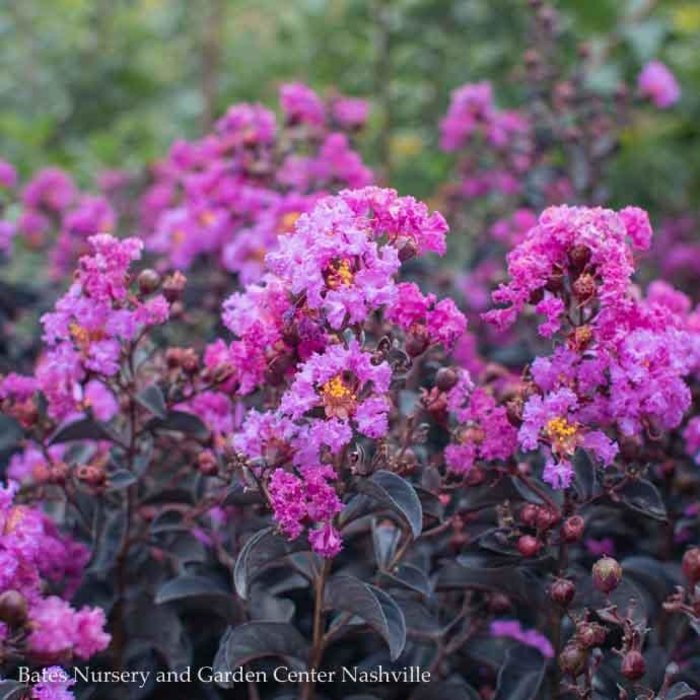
<box><xmin>135</xmin><ymin>384</ymin><xmax>167</xmax><ymax>419</ymax></box>
<box><xmin>324</xmin><ymin>574</ymin><xmax>406</xmax><ymax>660</ymax></box>
<box><xmin>355</xmin><ymin>470</ymin><xmax>423</xmax><ymax>538</ymax></box>
<box><xmin>493</xmin><ymin>646</ymin><xmax>546</xmax><ymax>700</ymax></box>
<box><xmin>212</xmin><ymin>622</ymin><xmax>308</xmax><ymax>688</ymax></box>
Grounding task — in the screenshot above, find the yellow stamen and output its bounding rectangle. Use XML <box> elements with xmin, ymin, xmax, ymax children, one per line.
<box><xmin>325</xmin><ymin>259</ymin><xmax>355</xmax><ymax>289</ymax></box>
<box><xmin>199</xmin><ymin>211</ymin><xmax>216</xmax><ymax>227</ymax></box>
<box><xmin>544</xmin><ymin>416</ymin><xmax>579</xmax><ymax>454</ymax></box>
<box><xmin>69</xmin><ymin>322</ymin><xmax>105</xmax><ymax>347</ymax></box>
<box><xmin>279</xmin><ymin>211</ymin><xmax>301</xmax><ymax>233</ymax></box>
<box><xmin>321</xmin><ymin>375</ymin><xmax>355</xmax><ymax>402</ymax></box>
<box><xmin>319</xmin><ymin>374</ymin><xmax>357</xmax><ymax>420</ymax></box>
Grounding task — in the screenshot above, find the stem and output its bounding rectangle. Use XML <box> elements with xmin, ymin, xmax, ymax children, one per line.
<box><xmin>200</xmin><ymin>0</ymin><xmax>225</xmax><ymax>132</ymax></box>
<box><xmin>372</xmin><ymin>0</ymin><xmax>393</xmax><ymax>183</ymax></box>
<box><xmin>301</xmin><ymin>558</ymin><xmax>331</xmax><ymax>700</ymax></box>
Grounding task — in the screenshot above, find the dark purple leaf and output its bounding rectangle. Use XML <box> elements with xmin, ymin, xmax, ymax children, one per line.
<box><xmin>212</xmin><ymin>622</ymin><xmax>308</xmax><ymax>688</ymax></box>
<box><xmin>324</xmin><ymin>574</ymin><xmax>406</xmax><ymax>660</ymax></box>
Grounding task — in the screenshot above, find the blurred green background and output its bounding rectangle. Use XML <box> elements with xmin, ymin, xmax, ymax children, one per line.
<box><xmin>1</xmin><ymin>0</ymin><xmax>699</xmax><ymax>209</ymax></box>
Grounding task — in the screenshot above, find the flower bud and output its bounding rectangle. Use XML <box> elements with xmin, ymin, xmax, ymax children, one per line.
<box><xmin>545</xmin><ymin>271</ymin><xmax>564</xmax><ymax>293</ymax></box>
<box><xmin>536</xmin><ymin>507</ymin><xmax>560</xmax><ymax>531</ymax></box>
<box><xmin>559</xmin><ymin>644</ymin><xmax>587</xmax><ymax>677</ymax></box>
<box><xmin>137</xmin><ymin>268</ymin><xmax>161</xmax><ymax>295</ymax></box>
<box><xmin>517</xmin><ymin>535</ymin><xmax>541</xmax><ymax>558</ymax></box>
<box><xmin>48</xmin><ymin>461</ymin><xmax>70</xmax><ymax>485</ymax></box>
<box><xmin>435</xmin><ymin>367</ymin><xmax>459</xmax><ymax>392</ymax></box>
<box><xmin>621</xmin><ymin>650</ymin><xmax>645</xmax><ymax>681</ymax></box>
<box><xmin>506</xmin><ymin>397</ymin><xmax>524</xmax><ymax>426</ymax></box>
<box><xmin>162</xmin><ymin>271</ymin><xmax>187</xmax><ymax>302</ymax></box>
<box><xmin>572</xmin><ymin>273</ymin><xmax>596</xmax><ymax>301</ymax></box>
<box><xmin>197</xmin><ymin>450</ymin><xmax>218</xmax><ymax>477</ymax></box>
<box><xmin>488</xmin><ymin>593</ymin><xmax>511</xmax><ymax>614</ymax></box>
<box><xmin>76</xmin><ymin>464</ymin><xmax>106</xmax><ymax>487</ymax></box>
<box><xmin>398</xmin><ymin>239</ymin><xmax>418</xmax><ymax>263</ymax></box>
<box><xmin>682</xmin><ymin>548</ymin><xmax>700</xmax><ymax>586</ymax></box>
<box><xmin>0</xmin><ymin>590</ymin><xmax>28</xmax><ymax>627</ymax></box>
<box><xmin>520</xmin><ymin>503</ymin><xmax>539</xmax><ymax>527</ymax></box>
<box><xmin>568</xmin><ymin>245</ymin><xmax>591</xmax><ymax>272</ymax></box>
<box><xmin>576</xmin><ymin>621</ymin><xmax>606</xmax><ymax>649</ymax></box>
<box><xmin>405</xmin><ymin>328</ymin><xmax>429</xmax><ymax>357</ymax></box>
<box><xmin>592</xmin><ymin>556</ymin><xmax>622</xmax><ymax>594</ymax></box>
<box><xmin>550</xmin><ymin>578</ymin><xmax>575</xmax><ymax>606</ymax></box>
<box><xmin>562</xmin><ymin>515</ymin><xmax>584</xmax><ymax>543</ymax></box>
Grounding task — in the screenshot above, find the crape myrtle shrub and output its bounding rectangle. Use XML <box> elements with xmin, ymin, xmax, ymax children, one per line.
<box><xmin>2</xmin><ymin>7</ymin><xmax>700</xmax><ymax>700</ymax></box>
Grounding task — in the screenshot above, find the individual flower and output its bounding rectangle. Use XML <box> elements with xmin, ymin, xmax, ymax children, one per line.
<box><xmin>280</xmin><ymin>82</ymin><xmax>326</xmax><ymax>126</ymax></box>
<box><xmin>638</xmin><ymin>60</ymin><xmax>681</xmax><ymax>109</ymax></box>
<box><xmin>31</xmin><ymin>667</ymin><xmax>75</xmax><ymax>700</ymax></box>
<box><xmin>490</xmin><ymin>620</ymin><xmax>554</xmax><ymax>658</ymax></box>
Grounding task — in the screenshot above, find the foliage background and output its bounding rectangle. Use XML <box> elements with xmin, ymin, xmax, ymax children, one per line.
<box><xmin>1</xmin><ymin>0</ymin><xmax>699</xmax><ymax>217</ymax></box>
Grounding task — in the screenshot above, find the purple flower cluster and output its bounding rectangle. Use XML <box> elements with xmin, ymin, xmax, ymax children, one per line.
<box><xmin>11</xmin><ymin>235</ymin><xmax>170</xmax><ymax>422</ymax></box>
<box><xmin>481</xmin><ymin>205</ymin><xmax>696</xmax><ymax>488</ymax></box>
<box><xmin>0</xmin><ymin>482</ymin><xmax>110</xmax><ymax>683</ymax></box>
<box><xmin>141</xmin><ymin>83</ymin><xmax>372</xmax><ymax>277</ymax></box>
<box><xmin>228</xmin><ymin>187</ymin><xmax>464</xmax><ymax>556</ymax></box>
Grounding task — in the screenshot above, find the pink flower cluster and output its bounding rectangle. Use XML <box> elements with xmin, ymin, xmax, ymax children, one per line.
<box><xmin>226</xmin><ymin>187</ymin><xmax>464</xmax><ymax>556</ymax></box>
<box><xmin>0</xmin><ymin>164</ymin><xmax>115</xmax><ymax>275</ymax></box>
<box><xmin>440</xmin><ymin>82</ymin><xmax>531</xmax><ymax>200</ymax></box>
<box><xmin>1</xmin><ymin>235</ymin><xmax>170</xmax><ymax>422</ymax></box>
<box><xmin>0</xmin><ymin>482</ymin><xmax>110</xmax><ymax>667</ymax></box>
<box><xmin>142</xmin><ymin>83</ymin><xmax>372</xmax><ymax>278</ymax></box>
<box><xmin>481</xmin><ymin>205</ymin><xmax>697</xmax><ymax>489</ymax></box>
<box><xmin>638</xmin><ymin>60</ymin><xmax>681</xmax><ymax>109</ymax></box>
<box><xmin>444</xmin><ymin>373</ymin><xmax>518</xmax><ymax>475</ymax></box>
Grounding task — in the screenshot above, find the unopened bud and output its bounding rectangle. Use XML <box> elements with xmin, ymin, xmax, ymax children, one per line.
<box><xmin>572</xmin><ymin>273</ymin><xmax>596</xmax><ymax>301</ymax></box>
<box><xmin>137</xmin><ymin>268</ymin><xmax>161</xmax><ymax>295</ymax></box>
<box><xmin>405</xmin><ymin>329</ymin><xmax>430</xmax><ymax>357</ymax></box>
<box><xmin>162</xmin><ymin>271</ymin><xmax>187</xmax><ymax>302</ymax></box>
<box><xmin>197</xmin><ymin>450</ymin><xmax>218</xmax><ymax>477</ymax></box>
<box><xmin>562</xmin><ymin>515</ymin><xmax>584</xmax><ymax>543</ymax></box>
<box><xmin>550</xmin><ymin>578</ymin><xmax>575</xmax><ymax>606</ymax></box>
<box><xmin>0</xmin><ymin>590</ymin><xmax>27</xmax><ymax>627</ymax></box>
<box><xmin>682</xmin><ymin>548</ymin><xmax>700</xmax><ymax>586</ymax></box>
<box><xmin>435</xmin><ymin>367</ymin><xmax>459</xmax><ymax>392</ymax></box>
<box><xmin>559</xmin><ymin>644</ymin><xmax>587</xmax><ymax>677</ymax></box>
<box><xmin>517</xmin><ymin>535</ymin><xmax>541</xmax><ymax>558</ymax></box>
<box><xmin>592</xmin><ymin>556</ymin><xmax>622</xmax><ymax>594</ymax></box>
<box><xmin>621</xmin><ymin>650</ymin><xmax>645</xmax><ymax>680</ymax></box>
